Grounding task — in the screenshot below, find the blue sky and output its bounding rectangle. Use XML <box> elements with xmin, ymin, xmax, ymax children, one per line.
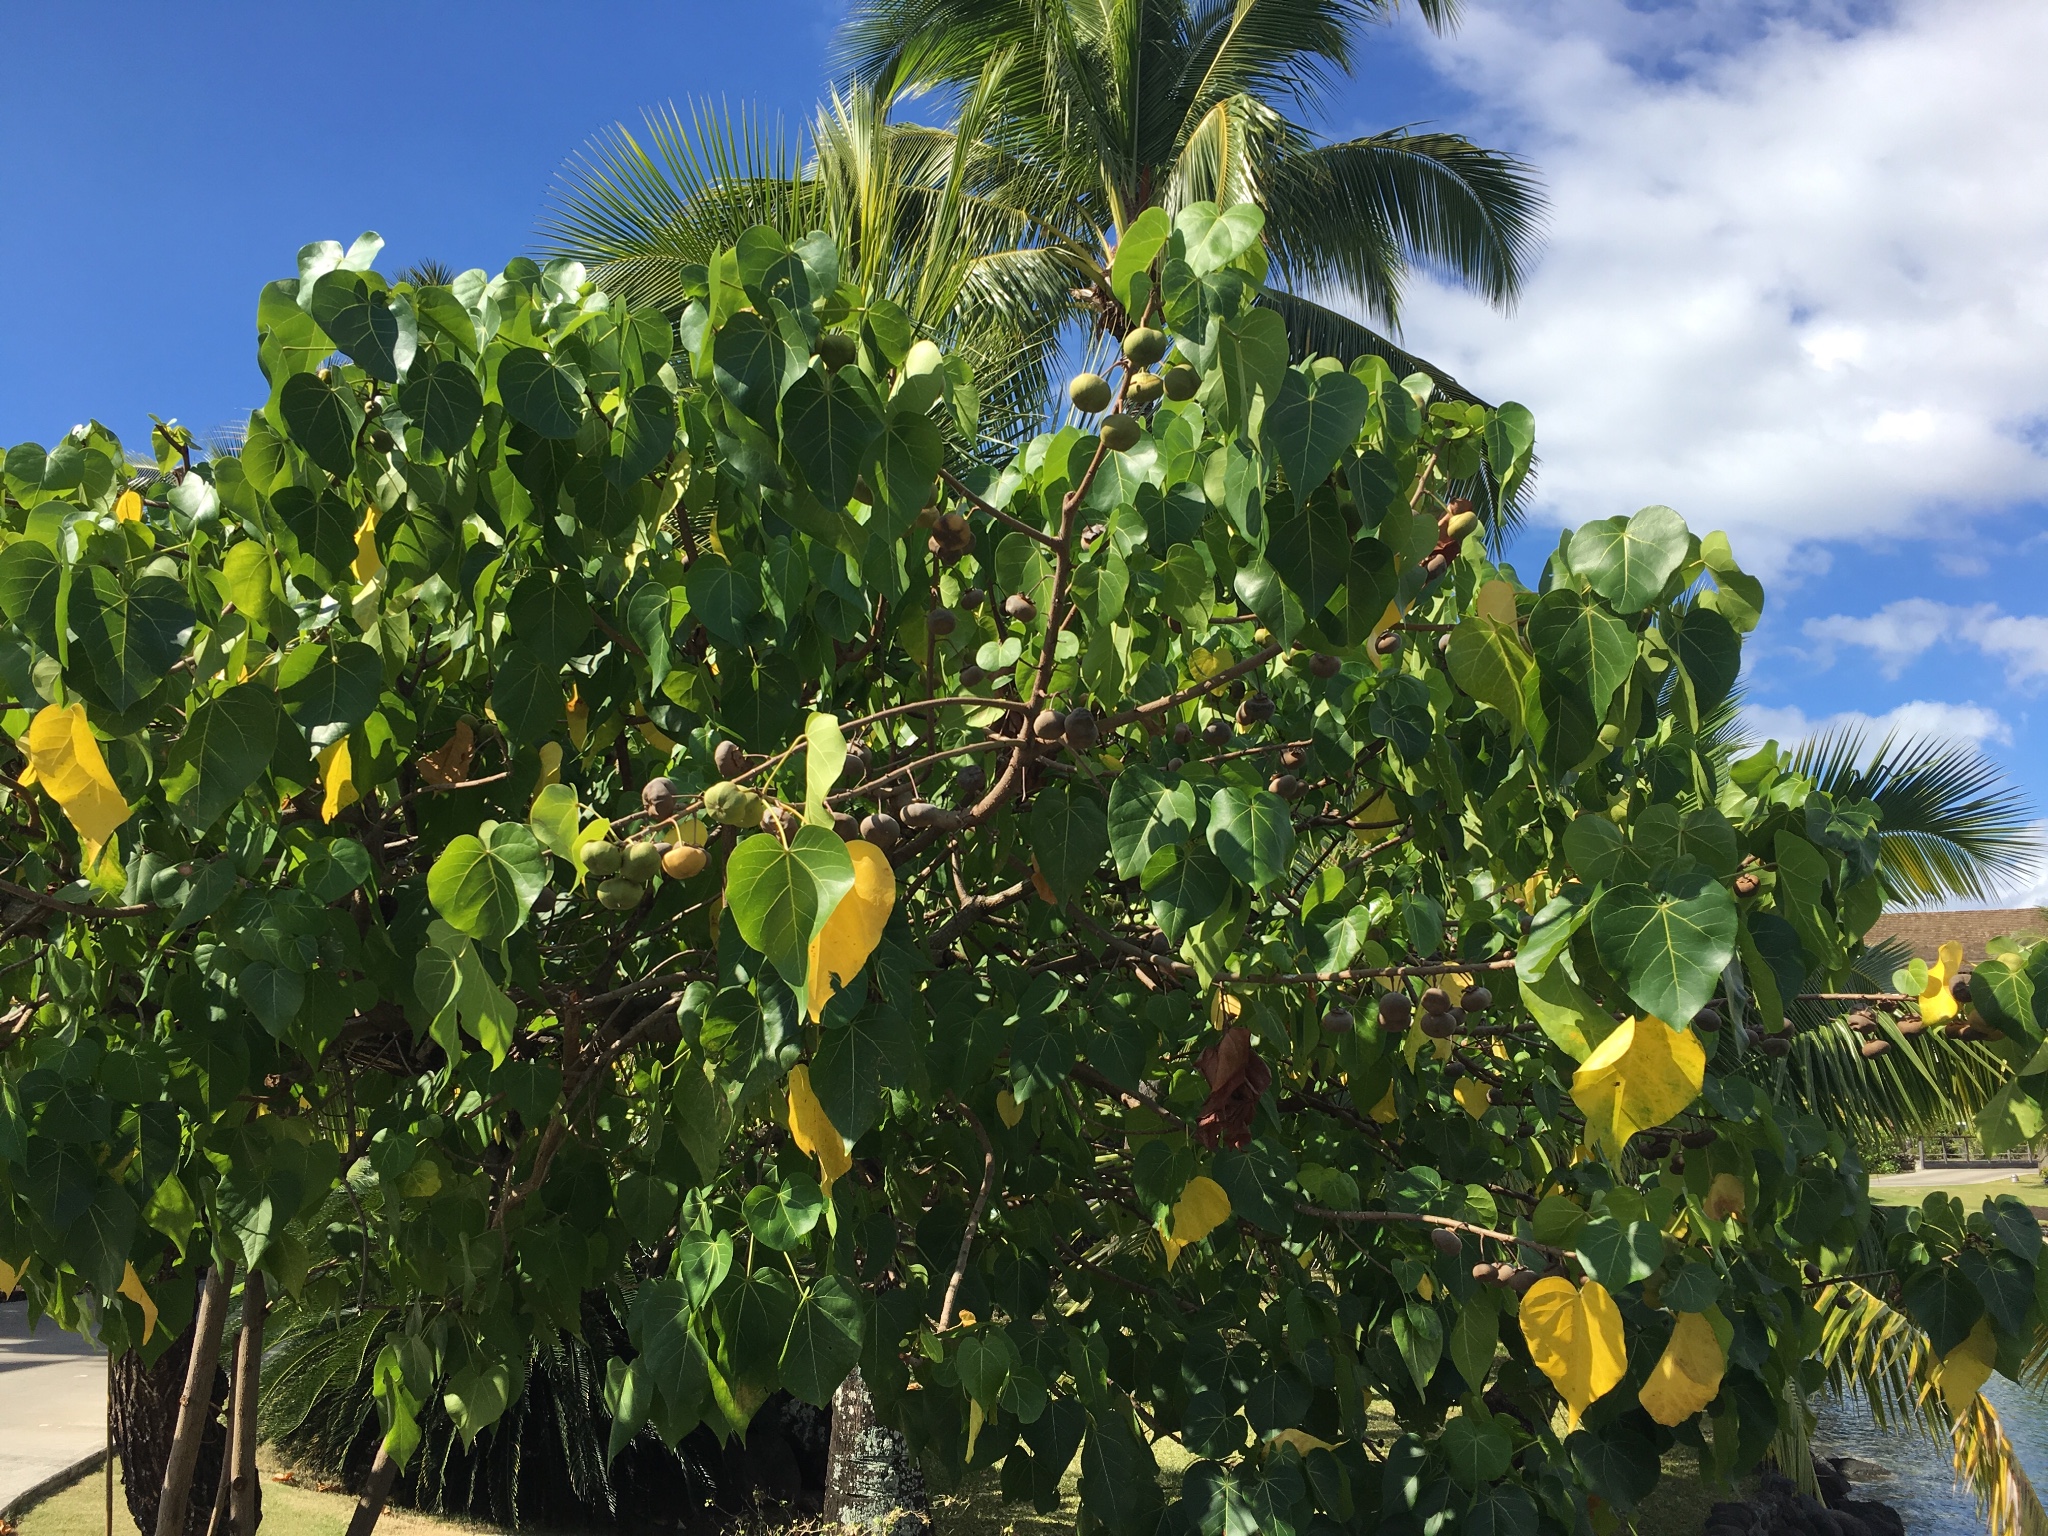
<box><xmin>8</xmin><ymin>0</ymin><xmax>2046</xmax><ymax>899</ymax></box>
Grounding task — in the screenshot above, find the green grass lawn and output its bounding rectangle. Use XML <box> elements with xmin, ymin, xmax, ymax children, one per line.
<box><xmin>1868</xmin><ymin>1173</ymin><xmax>2048</xmax><ymax>1211</ymax></box>
<box><xmin>17</xmin><ymin>1457</ymin><xmax>505</xmax><ymax>1536</ymax></box>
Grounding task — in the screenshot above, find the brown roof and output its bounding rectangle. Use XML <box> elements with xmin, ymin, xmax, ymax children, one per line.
<box><xmin>1866</xmin><ymin>909</ymin><xmax>2048</xmax><ymax>968</ymax></box>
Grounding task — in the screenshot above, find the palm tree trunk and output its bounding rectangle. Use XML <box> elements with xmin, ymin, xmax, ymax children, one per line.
<box><xmin>111</xmin><ymin>1267</ymin><xmax>229</xmax><ymax>1536</ymax></box>
<box><xmin>822</xmin><ymin>1369</ymin><xmax>929</xmax><ymax>1535</ymax></box>
<box><xmin>227</xmin><ymin>1273</ymin><xmax>266</xmax><ymax>1536</ymax></box>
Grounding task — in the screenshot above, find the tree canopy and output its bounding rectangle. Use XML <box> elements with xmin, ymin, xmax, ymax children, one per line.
<box><xmin>4</xmin><ymin>211</ymin><xmax>2048</xmax><ymax>1535</ymax></box>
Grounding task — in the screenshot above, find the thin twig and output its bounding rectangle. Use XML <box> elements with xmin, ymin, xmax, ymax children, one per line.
<box><xmin>1295</xmin><ymin>1203</ymin><xmax>1568</xmax><ymax>1259</ymax></box>
<box><xmin>937</xmin><ymin>1102</ymin><xmax>997</xmax><ymax>1331</ymax></box>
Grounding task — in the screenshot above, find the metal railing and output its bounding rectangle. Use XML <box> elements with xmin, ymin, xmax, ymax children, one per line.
<box><xmin>1911</xmin><ymin>1134</ymin><xmax>2041</xmax><ymax>1169</ymax></box>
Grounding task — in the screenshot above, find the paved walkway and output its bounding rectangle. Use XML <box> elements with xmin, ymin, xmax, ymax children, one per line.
<box><xmin>1870</xmin><ymin>1167</ymin><xmax>2043</xmax><ymax>1189</ymax></box>
<box><xmin>0</xmin><ymin>1299</ymin><xmax>106</xmax><ymax>1516</ymax></box>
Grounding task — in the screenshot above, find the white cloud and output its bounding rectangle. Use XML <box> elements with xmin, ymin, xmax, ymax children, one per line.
<box><xmin>1742</xmin><ymin>699</ymin><xmax>2013</xmax><ymax>749</ymax></box>
<box><xmin>1800</xmin><ymin>598</ymin><xmax>2048</xmax><ymax>686</ymax></box>
<box><xmin>1983</xmin><ymin>822</ymin><xmax>2048</xmax><ymax>909</ymax></box>
<box><xmin>1386</xmin><ymin>0</ymin><xmax>2048</xmax><ymax>576</ymax></box>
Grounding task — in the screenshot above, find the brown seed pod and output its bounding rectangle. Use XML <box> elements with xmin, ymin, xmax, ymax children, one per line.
<box><xmin>1860</xmin><ymin>1038</ymin><xmax>1892</xmax><ymax>1058</ymax></box>
<box><xmin>1241</xmin><ymin>692</ymin><xmax>1275</xmax><ymax>725</ymax></box>
<box><xmin>1951</xmin><ymin>975</ymin><xmax>1973</xmax><ymax>1004</ymax></box>
<box><xmin>1166</xmin><ymin>757</ymin><xmax>1184</xmax><ymax>772</ymax></box>
<box><xmin>1004</xmin><ymin>594</ymin><xmax>1037</xmax><ymax>623</ymax></box>
<box><xmin>713</xmin><ymin>740</ymin><xmax>746</xmax><ymax>779</ymax></box>
<box><xmin>641</xmin><ymin>776</ymin><xmax>679</xmax><ymax>819</ymax></box>
<box><xmin>938</xmin><ymin>510</ymin><xmax>968</xmax><ymax>536</ymax></box>
<box><xmin>1461</xmin><ymin>986</ymin><xmax>1493</xmax><ymax>1014</ymax></box>
<box><xmin>859</xmin><ymin>812</ymin><xmax>901</xmax><ymax>849</ymax></box>
<box><xmin>960</xmin><ymin>663</ymin><xmax>986</xmax><ymax>688</ymax></box>
<box><xmin>1033</xmin><ymin>709</ymin><xmax>1067</xmax><ymax>742</ymax></box>
<box><xmin>1429</xmin><ymin>1228</ymin><xmax>1463</xmax><ymax>1257</ymax></box>
<box><xmin>1269</xmin><ymin>773</ymin><xmax>1303</xmax><ymax>801</ymax></box>
<box><xmin>928</xmin><ymin>608</ymin><xmax>957</xmax><ymax>638</ymax></box>
<box><xmin>1064</xmin><ymin>708</ymin><xmax>1099</xmax><ymax>749</ymax></box>
<box><xmin>1309</xmin><ymin>652</ymin><xmax>1343</xmax><ymax>679</ymax></box>
<box><xmin>1507</xmin><ymin>1267</ymin><xmax>1537</xmax><ymax>1296</ymax></box>
<box><xmin>1377</xmin><ymin>992</ymin><xmax>1414</xmax><ymax>1032</ymax></box>
<box><xmin>1203</xmin><ymin>719</ymin><xmax>1233</xmax><ymax>747</ymax></box>
<box><xmin>961</xmin><ymin>585</ymin><xmax>986</xmax><ymax>610</ymax></box>
<box><xmin>1421</xmin><ymin>1013</ymin><xmax>1456</xmax><ymax>1040</ymax></box>
<box><xmin>1734</xmin><ymin>872</ymin><xmax>1761</xmax><ymax>898</ymax></box>
<box><xmin>1374</xmin><ymin>630</ymin><xmax>1402</xmax><ymax>656</ymax></box>
<box><xmin>1845</xmin><ymin>1010</ymin><xmax>1879</xmax><ymax>1033</ymax></box>
<box><xmin>901</xmin><ymin>801</ymin><xmax>947</xmax><ymax>830</ymax></box>
<box><xmin>1421</xmin><ymin>987</ymin><xmax>1452</xmax><ymax>1015</ymax></box>
<box><xmin>955</xmin><ymin>762</ymin><xmax>987</xmax><ymax>800</ymax></box>
<box><xmin>1321</xmin><ymin>1008</ymin><xmax>1354</xmax><ymax>1034</ymax></box>
<box><xmin>1680</xmin><ymin>1127</ymin><xmax>1718</xmax><ymax>1149</ymax></box>
<box><xmin>1669</xmin><ymin>1151</ymin><xmax>1686</xmax><ymax>1174</ymax></box>
<box><xmin>1760</xmin><ymin>1035</ymin><xmax>1791</xmax><ymax>1058</ymax></box>
<box><xmin>1897</xmin><ymin>1016</ymin><xmax>1927</xmax><ymax>1037</ymax></box>
<box><xmin>1172</xmin><ymin>723</ymin><xmax>1193</xmax><ymax>746</ymax></box>
<box><xmin>1444</xmin><ymin>1060</ymin><xmax>1467</xmax><ymax>1080</ymax></box>
<box><xmin>1692</xmin><ymin>1007</ymin><xmax>1723</xmax><ymax>1033</ymax></box>
<box><xmin>1472</xmin><ymin>1262</ymin><xmax>1501</xmax><ymax>1284</ymax></box>
<box><xmin>1280</xmin><ymin>746</ymin><xmax>1308</xmax><ymax>770</ymax></box>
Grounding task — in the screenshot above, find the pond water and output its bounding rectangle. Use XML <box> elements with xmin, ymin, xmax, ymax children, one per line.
<box><xmin>1813</xmin><ymin>1378</ymin><xmax>2048</xmax><ymax>1533</ymax></box>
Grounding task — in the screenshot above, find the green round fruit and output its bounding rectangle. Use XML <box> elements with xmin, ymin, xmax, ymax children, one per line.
<box><xmin>581</xmin><ymin>840</ymin><xmax>623</xmax><ymax>877</ymax></box>
<box><xmin>1099</xmin><ymin>413</ymin><xmax>1142</xmax><ymax>451</ymax></box>
<box><xmin>1068</xmin><ymin>372</ymin><xmax>1113</xmax><ymax>414</ymax></box>
<box><xmin>622</xmin><ymin>841</ymin><xmax>665</xmax><ymax>882</ymax></box>
<box><xmin>704</xmin><ymin>781</ymin><xmax>768</xmax><ymax>828</ymax></box>
<box><xmin>1162</xmin><ymin>363</ymin><xmax>1199</xmax><ymax>401</ymax></box>
<box><xmin>815</xmin><ymin>331</ymin><xmax>858</xmax><ymax>369</ymax></box>
<box><xmin>596</xmin><ymin>877</ymin><xmax>645</xmax><ymax>912</ymax></box>
<box><xmin>1125</xmin><ymin>371</ymin><xmax>1163</xmax><ymax>407</ymax></box>
<box><xmin>1122</xmin><ymin>327</ymin><xmax>1168</xmax><ymax>366</ymax></box>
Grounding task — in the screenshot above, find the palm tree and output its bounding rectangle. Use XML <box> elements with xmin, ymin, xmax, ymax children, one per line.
<box><xmin>543</xmin><ymin>0</ymin><xmax>1544</xmax><ymax>453</ymax></box>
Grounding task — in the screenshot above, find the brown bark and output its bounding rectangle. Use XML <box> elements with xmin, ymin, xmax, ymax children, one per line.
<box><xmin>227</xmin><ymin>1272</ymin><xmax>266</xmax><ymax>1536</ymax></box>
<box><xmin>108</xmin><ymin>1276</ymin><xmax>229</xmax><ymax>1536</ymax></box>
<box><xmin>154</xmin><ymin>1265</ymin><xmax>231</xmax><ymax>1536</ymax></box>
<box><xmin>343</xmin><ymin>1446</ymin><xmax>397</xmax><ymax>1536</ymax></box>
<box><xmin>822</xmin><ymin>1369</ymin><xmax>929</xmax><ymax>1536</ymax></box>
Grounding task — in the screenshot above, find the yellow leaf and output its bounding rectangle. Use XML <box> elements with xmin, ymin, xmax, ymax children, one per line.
<box><xmin>1519</xmin><ymin>1277</ymin><xmax>1627</xmax><ymax>1428</ymax></box>
<box><xmin>1940</xmin><ymin>1315</ymin><xmax>1997</xmax><ymax>1415</ymax></box>
<box><xmin>1369</xmin><ymin>1083</ymin><xmax>1398</xmax><ymax>1124</ymax></box>
<box><xmin>118</xmin><ymin>1262</ymin><xmax>158</xmax><ymax>1344</ymax></box>
<box><xmin>318</xmin><ymin>739</ymin><xmax>359</xmax><ymax>823</ymax></box>
<box><xmin>1438</xmin><ymin>973</ymin><xmax>1474</xmax><ymax>1005</ymax></box>
<box><xmin>535</xmin><ymin>741</ymin><xmax>563</xmax><ymax>791</ymax></box>
<box><xmin>1474</xmin><ymin>579</ymin><xmax>1518</xmax><ymax>627</ymax></box>
<box><xmin>1920</xmin><ymin>940</ymin><xmax>1963</xmax><ymax>1025</ymax></box>
<box><xmin>22</xmin><ymin>703</ymin><xmax>133</xmax><ymax>855</ymax></box>
<box><xmin>966</xmin><ymin>1398</ymin><xmax>986</xmax><ymax>1462</ymax></box>
<box><xmin>954</xmin><ymin>1309</ymin><xmax>976</xmax><ymax>1327</ymax></box>
<box><xmin>1208</xmin><ymin>991</ymin><xmax>1243</xmax><ymax>1029</ymax></box>
<box><xmin>1705</xmin><ymin>1173</ymin><xmax>1746</xmax><ymax>1221</ymax></box>
<box><xmin>114</xmin><ymin>489</ymin><xmax>144</xmax><ymax>523</ymax></box>
<box><xmin>1272</xmin><ymin>1429</ymin><xmax>1333</xmax><ymax>1457</ymax></box>
<box><xmin>1417</xmin><ymin>1273</ymin><xmax>1436</xmax><ymax>1300</ymax></box>
<box><xmin>1571</xmin><ymin>1015</ymin><xmax>1706</xmax><ymax>1161</ymax></box>
<box><xmin>0</xmin><ymin>1256</ymin><xmax>23</xmax><ymax>1296</ymax></box>
<box><xmin>807</xmin><ymin>841</ymin><xmax>896</xmax><ymax>1022</ymax></box>
<box><xmin>352</xmin><ymin>505</ymin><xmax>382</xmax><ymax>582</ymax></box>
<box><xmin>1189</xmin><ymin>646</ymin><xmax>1233</xmax><ymax>679</ymax></box>
<box><xmin>1454</xmin><ymin>1077</ymin><xmax>1492</xmax><ymax>1119</ymax></box>
<box><xmin>637</xmin><ymin>720</ymin><xmax>676</xmax><ymax>752</ymax></box>
<box><xmin>787</xmin><ymin>1065</ymin><xmax>851</xmax><ymax>1198</ymax></box>
<box><xmin>804</xmin><ymin>713</ymin><xmax>848</xmax><ymax>827</ymax></box>
<box><xmin>996</xmin><ymin>1089</ymin><xmax>1024</xmax><ymax>1128</ymax></box>
<box><xmin>1638</xmin><ymin>1312</ymin><xmax>1724</xmax><ymax>1425</ymax></box>
<box><xmin>566</xmin><ymin>686</ymin><xmax>589</xmax><ymax>752</ymax></box>
<box><xmin>1161</xmin><ymin>1176</ymin><xmax>1233</xmax><ymax>1269</ymax></box>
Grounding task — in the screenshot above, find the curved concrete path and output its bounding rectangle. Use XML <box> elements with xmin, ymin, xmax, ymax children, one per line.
<box><xmin>0</xmin><ymin>1299</ymin><xmax>106</xmax><ymax>1517</ymax></box>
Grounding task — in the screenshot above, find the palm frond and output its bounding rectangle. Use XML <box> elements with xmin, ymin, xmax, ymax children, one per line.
<box><xmin>1253</xmin><ymin>285</ymin><xmax>1483</xmax><ymax>401</ymax></box>
<box><xmin>1784</xmin><ymin>1010</ymin><xmax>2010</xmax><ymax>1159</ymax></box>
<box><xmin>1785</xmin><ymin>729</ymin><xmax>2040</xmax><ymax>907</ymax></box>
<box><xmin>1263</xmin><ymin>129</ymin><xmax>1545</xmax><ymax>327</ymax></box>
<box><xmin>1818</xmin><ymin>1281</ymin><xmax>2048</xmax><ymax>1536</ymax></box>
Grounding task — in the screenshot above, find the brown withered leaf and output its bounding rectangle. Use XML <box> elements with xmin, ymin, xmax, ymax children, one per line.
<box><xmin>1194</xmin><ymin>1025</ymin><xmax>1270</xmax><ymax>1150</ymax></box>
